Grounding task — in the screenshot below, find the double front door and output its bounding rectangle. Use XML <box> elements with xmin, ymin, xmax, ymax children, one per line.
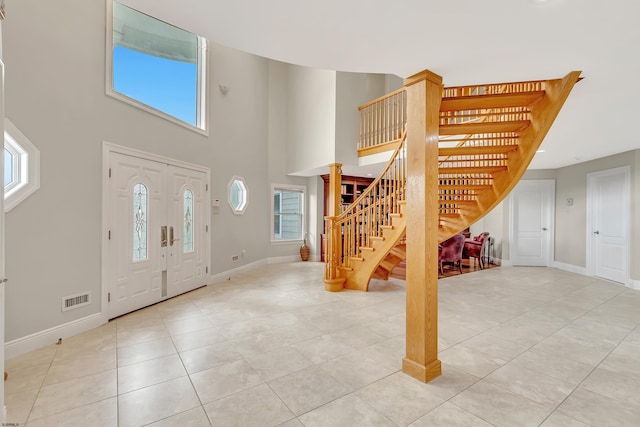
<box><xmin>107</xmin><ymin>150</ymin><xmax>209</xmax><ymax>319</ymax></box>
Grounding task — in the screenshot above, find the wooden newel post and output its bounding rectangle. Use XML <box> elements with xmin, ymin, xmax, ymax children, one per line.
<box><xmin>324</xmin><ymin>163</ymin><xmax>345</xmax><ymax>292</ymax></box>
<box><xmin>402</xmin><ymin>70</ymin><xmax>443</xmax><ymax>382</ymax></box>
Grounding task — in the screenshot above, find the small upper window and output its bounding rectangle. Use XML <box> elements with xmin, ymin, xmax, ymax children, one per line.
<box><xmin>108</xmin><ymin>1</ymin><xmax>207</xmax><ymax>131</ymax></box>
<box><xmin>3</xmin><ymin>119</ymin><xmax>40</xmax><ymax>212</ymax></box>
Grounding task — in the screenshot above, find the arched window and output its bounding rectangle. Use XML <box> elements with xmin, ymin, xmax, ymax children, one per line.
<box><xmin>133</xmin><ymin>183</ymin><xmax>148</xmax><ymax>261</ymax></box>
<box><xmin>183</xmin><ymin>189</ymin><xmax>194</xmax><ymax>253</ymax></box>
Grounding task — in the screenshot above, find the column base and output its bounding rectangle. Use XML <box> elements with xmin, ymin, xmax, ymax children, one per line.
<box><xmin>402</xmin><ymin>357</ymin><xmax>442</xmax><ymax>383</ymax></box>
<box><xmin>324</xmin><ymin>278</ymin><xmax>345</xmax><ymax>292</ymax></box>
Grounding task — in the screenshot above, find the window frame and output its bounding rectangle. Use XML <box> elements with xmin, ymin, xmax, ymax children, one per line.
<box><xmin>228</xmin><ymin>176</ymin><xmax>248</xmax><ymax>215</ymax></box>
<box><xmin>3</xmin><ymin>119</ymin><xmax>40</xmax><ymax>212</ymax></box>
<box><xmin>271</xmin><ymin>184</ymin><xmax>306</xmax><ymax>244</ymax></box>
<box><xmin>105</xmin><ymin>0</ymin><xmax>209</xmax><ymax>135</ymax></box>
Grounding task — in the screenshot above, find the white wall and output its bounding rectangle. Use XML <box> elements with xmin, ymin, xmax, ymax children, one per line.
<box><xmin>0</xmin><ymin>0</ymin><xmax>302</xmax><ymax>342</ymax></box>
<box><xmin>285</xmin><ymin>65</ymin><xmax>336</xmax><ymax>175</ymax></box>
<box><xmin>335</xmin><ymin>72</ymin><xmax>387</xmax><ymax>167</ymax></box>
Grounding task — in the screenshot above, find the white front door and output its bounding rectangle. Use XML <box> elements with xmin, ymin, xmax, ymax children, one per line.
<box><xmin>166</xmin><ymin>165</ymin><xmax>207</xmax><ymax>298</ymax></box>
<box><xmin>588</xmin><ymin>167</ymin><xmax>629</xmax><ymax>284</ymax></box>
<box><xmin>510</xmin><ymin>180</ymin><xmax>554</xmax><ymax>266</ymax></box>
<box><xmin>106</xmin><ymin>148</ymin><xmax>209</xmax><ymax>319</ymax></box>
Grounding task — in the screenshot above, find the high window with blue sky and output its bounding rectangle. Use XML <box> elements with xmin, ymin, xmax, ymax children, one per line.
<box><xmin>109</xmin><ymin>1</ymin><xmax>208</xmax><ymax>131</ymax></box>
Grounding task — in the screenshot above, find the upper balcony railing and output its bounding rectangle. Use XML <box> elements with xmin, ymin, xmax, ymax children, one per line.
<box><xmin>358</xmin><ymin>88</ymin><xmax>407</xmax><ymax>155</ymax></box>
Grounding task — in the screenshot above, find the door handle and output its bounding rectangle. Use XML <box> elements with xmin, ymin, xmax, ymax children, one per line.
<box><xmin>161</xmin><ymin>226</ymin><xmax>168</xmax><ymax>247</ymax></box>
<box><xmin>594</xmin><ymin>231</ymin><xmax>600</xmax><ymax>234</ymax></box>
<box><xmin>541</xmin><ymin>227</ymin><xmax>548</xmax><ymax>231</ymax></box>
<box><xmin>169</xmin><ymin>226</ymin><xmax>180</xmax><ymax>246</ymax></box>
<box><xmin>0</xmin><ymin>278</ymin><xmax>7</xmax><ymax>284</ymax></box>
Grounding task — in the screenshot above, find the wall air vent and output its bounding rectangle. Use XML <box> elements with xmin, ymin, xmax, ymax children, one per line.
<box><xmin>62</xmin><ymin>292</ymin><xmax>91</xmax><ymax>312</ymax></box>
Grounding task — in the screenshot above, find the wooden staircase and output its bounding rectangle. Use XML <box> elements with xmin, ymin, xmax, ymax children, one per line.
<box><xmin>324</xmin><ymin>71</ymin><xmax>581</xmax><ymax>291</ymax></box>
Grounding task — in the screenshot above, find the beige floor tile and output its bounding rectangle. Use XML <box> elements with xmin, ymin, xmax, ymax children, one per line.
<box><xmin>179</xmin><ymin>340</ymin><xmax>242</xmax><ymax>374</ymax></box>
<box><xmin>580</xmin><ymin>367</ymin><xmax>640</xmax><ymax>406</ymax></box>
<box><xmin>244</xmin><ymin>345</ymin><xmax>313</xmax><ymax>381</ymax></box>
<box><xmin>190</xmin><ymin>359</ymin><xmax>263</xmax><ymax>404</ymax></box>
<box><xmin>4</xmin><ymin>362</ymin><xmax>49</xmax><ymax>395</ymax></box>
<box><xmin>26</xmin><ymin>397</ymin><xmax>117</xmax><ymax>427</ymax></box>
<box><xmin>328</xmin><ymin>324</ymin><xmax>387</xmax><ymax>349</ymax></box>
<box><xmin>146</xmin><ymin>406</ymin><xmax>211</xmax><ymax>426</ymax></box>
<box><xmin>118</xmin><ymin>353</ymin><xmax>187</xmax><ymax>394</ymax></box>
<box><xmin>43</xmin><ymin>347</ymin><xmax>116</xmax><ymax>386</ymax></box>
<box><xmin>118</xmin><ymin>377</ymin><xmax>200</xmax><ymax>427</ymax></box>
<box><xmin>510</xmin><ymin>348</ymin><xmax>594</xmax><ymax>386</ymax></box>
<box><xmin>29</xmin><ymin>369</ymin><xmax>117</xmax><ymax>421</ymax></box>
<box><xmin>557</xmin><ymin>387</ymin><xmax>640</xmax><ymax>426</ymax></box>
<box><xmin>5</xmin><ymin>388</ymin><xmax>39</xmax><ymax>425</ymax></box>
<box><xmin>203</xmin><ymin>384</ymin><xmax>294</xmax><ymax>427</ymax></box>
<box><xmin>164</xmin><ymin>315</ymin><xmax>214</xmax><ymax>336</ymax></box>
<box><xmin>438</xmin><ymin>344</ymin><xmax>509</xmax><ymax>378</ymax></box>
<box><xmin>171</xmin><ymin>325</ymin><xmax>228</xmax><ymax>352</ymax></box>
<box><xmin>356</xmin><ymin>372</ymin><xmax>445</xmax><ymax>425</ymax></box>
<box><xmin>451</xmin><ymin>381</ymin><xmax>551</xmax><ymax>427</ymax></box>
<box><xmin>298</xmin><ymin>394</ymin><xmax>395</xmax><ymax>427</ymax></box>
<box><xmin>485</xmin><ymin>363</ymin><xmax>575</xmax><ymax>409</ymax></box>
<box><xmin>409</xmin><ymin>402</ymin><xmax>493</xmax><ymax>427</ymax></box>
<box><xmin>539</xmin><ymin>412</ymin><xmax>590</xmax><ymax>427</ymax></box>
<box><xmin>268</xmin><ymin>365</ymin><xmax>350</xmax><ymax>415</ymax></box>
<box><xmin>291</xmin><ymin>334</ymin><xmax>356</xmax><ymax>364</ymax></box>
<box><xmin>116</xmin><ymin>324</ymin><xmax>170</xmax><ymax>348</ymax></box>
<box><xmin>4</xmin><ymin>264</ymin><xmax>640</xmax><ymax>427</ymax></box>
<box><xmin>117</xmin><ymin>337</ymin><xmax>177</xmax><ymax>367</ymax></box>
<box><xmin>5</xmin><ymin>345</ymin><xmax>57</xmax><ymax>371</ymax></box>
<box><xmin>319</xmin><ymin>348</ymin><xmax>398</xmax><ymax>392</ymax></box>
<box><xmin>419</xmin><ymin>365</ymin><xmax>480</xmax><ymax>400</ymax></box>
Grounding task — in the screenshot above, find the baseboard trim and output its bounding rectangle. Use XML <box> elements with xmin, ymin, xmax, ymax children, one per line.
<box><xmin>5</xmin><ymin>313</ymin><xmax>107</xmax><ymax>360</ymax></box>
<box><xmin>627</xmin><ymin>279</ymin><xmax>640</xmax><ymax>291</ymax></box>
<box><xmin>551</xmin><ymin>261</ymin><xmax>588</xmax><ymax>276</ymax></box>
<box><xmin>268</xmin><ymin>255</ymin><xmax>301</xmax><ymax>264</ymax></box>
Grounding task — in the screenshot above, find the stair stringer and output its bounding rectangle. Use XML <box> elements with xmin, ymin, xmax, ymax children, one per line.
<box><xmin>436</xmin><ymin>71</ymin><xmax>582</xmax><ymax>241</ymax></box>
<box><xmin>341</xmin><ymin>203</ymin><xmax>407</xmax><ymax>291</ymax></box>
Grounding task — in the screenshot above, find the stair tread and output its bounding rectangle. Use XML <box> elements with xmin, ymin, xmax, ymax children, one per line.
<box><xmin>440</xmin><ymin>120</ymin><xmax>530</xmax><ymax>135</ymax></box>
<box><xmin>439</xmin><ymin>145</ymin><xmax>518</xmax><ymax>156</ymax></box>
<box><xmin>439</xmin><ymin>166</ymin><xmax>507</xmax><ymax>175</ymax></box>
<box><xmin>440</xmin><ymin>91</ymin><xmax>545</xmax><ymax>111</ymax></box>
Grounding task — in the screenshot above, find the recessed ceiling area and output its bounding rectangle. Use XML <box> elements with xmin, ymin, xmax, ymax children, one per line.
<box><xmin>122</xmin><ymin>0</ymin><xmax>640</xmax><ymax>170</ymax></box>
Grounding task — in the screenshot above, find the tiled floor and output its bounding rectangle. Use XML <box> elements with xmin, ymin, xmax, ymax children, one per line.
<box><xmin>5</xmin><ymin>262</ymin><xmax>640</xmax><ymax>426</ymax></box>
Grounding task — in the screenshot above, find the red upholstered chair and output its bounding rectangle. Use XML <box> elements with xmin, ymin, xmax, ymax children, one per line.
<box><xmin>463</xmin><ymin>232</ymin><xmax>490</xmax><ymax>270</ymax></box>
<box><xmin>438</xmin><ymin>234</ymin><xmax>465</xmax><ymax>275</ymax></box>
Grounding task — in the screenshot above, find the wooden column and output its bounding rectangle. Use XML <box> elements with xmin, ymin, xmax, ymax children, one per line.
<box><xmin>324</xmin><ymin>163</ymin><xmax>345</xmax><ymax>292</ymax></box>
<box><xmin>327</xmin><ymin>163</ymin><xmax>343</xmax><ymax>217</ymax></box>
<box><xmin>402</xmin><ymin>70</ymin><xmax>443</xmax><ymax>382</ymax></box>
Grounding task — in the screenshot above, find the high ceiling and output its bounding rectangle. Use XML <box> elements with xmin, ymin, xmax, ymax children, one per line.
<box><xmin>122</xmin><ymin>0</ymin><xmax>640</xmax><ymax>169</ymax></box>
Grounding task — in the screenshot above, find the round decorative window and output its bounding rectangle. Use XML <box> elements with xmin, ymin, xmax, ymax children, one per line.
<box><xmin>228</xmin><ymin>176</ymin><xmax>248</xmax><ymax>214</ymax></box>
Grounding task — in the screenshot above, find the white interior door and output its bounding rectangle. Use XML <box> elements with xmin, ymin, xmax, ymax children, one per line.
<box><xmin>510</xmin><ymin>180</ymin><xmax>554</xmax><ymax>266</ymax></box>
<box><xmin>588</xmin><ymin>167</ymin><xmax>629</xmax><ymax>284</ymax></box>
<box><xmin>106</xmin><ymin>149</ymin><xmax>209</xmax><ymax>319</ymax></box>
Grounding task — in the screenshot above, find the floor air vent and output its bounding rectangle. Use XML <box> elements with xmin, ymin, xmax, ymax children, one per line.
<box><xmin>62</xmin><ymin>292</ymin><xmax>91</xmax><ymax>312</ymax></box>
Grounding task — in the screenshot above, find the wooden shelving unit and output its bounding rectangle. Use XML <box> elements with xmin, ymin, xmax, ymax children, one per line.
<box><xmin>320</xmin><ymin>174</ymin><xmax>374</xmax><ymax>261</ymax></box>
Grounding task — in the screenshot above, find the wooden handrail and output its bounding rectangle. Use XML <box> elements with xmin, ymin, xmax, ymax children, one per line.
<box><xmin>325</xmin><ymin>128</ymin><xmax>408</xmax><ymax>283</ymax></box>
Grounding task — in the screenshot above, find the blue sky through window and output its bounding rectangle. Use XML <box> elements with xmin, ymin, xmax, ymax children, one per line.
<box><xmin>113</xmin><ymin>46</ymin><xmax>197</xmax><ymax>126</ymax></box>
